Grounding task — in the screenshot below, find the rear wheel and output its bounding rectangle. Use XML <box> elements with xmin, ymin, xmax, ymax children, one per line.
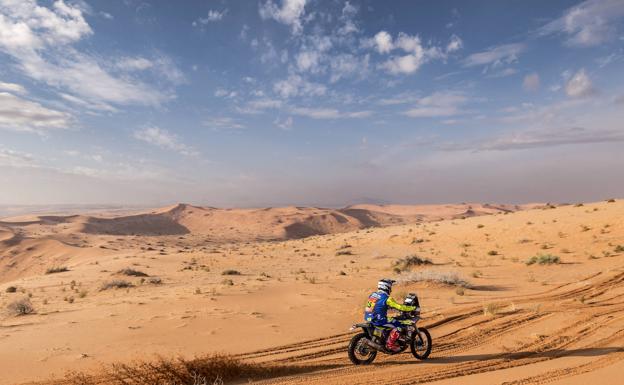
<box><xmin>348</xmin><ymin>333</ymin><xmax>377</xmax><ymax>365</ymax></box>
<box><xmin>410</xmin><ymin>327</ymin><xmax>432</xmax><ymax>360</ymax></box>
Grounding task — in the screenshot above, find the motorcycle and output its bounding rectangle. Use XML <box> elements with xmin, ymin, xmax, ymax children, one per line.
<box><xmin>348</xmin><ymin>293</ymin><xmax>432</xmax><ymax>365</ymax></box>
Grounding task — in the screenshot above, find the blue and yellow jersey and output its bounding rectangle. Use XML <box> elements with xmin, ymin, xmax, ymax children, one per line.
<box><xmin>364</xmin><ymin>290</ymin><xmax>416</xmax><ymax>325</ymax></box>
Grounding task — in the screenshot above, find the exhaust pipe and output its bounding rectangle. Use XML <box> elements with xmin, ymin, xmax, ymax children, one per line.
<box><xmin>362</xmin><ymin>338</ymin><xmax>385</xmax><ymax>351</ymax></box>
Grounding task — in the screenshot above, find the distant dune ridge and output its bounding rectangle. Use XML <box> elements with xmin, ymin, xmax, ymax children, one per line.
<box><xmin>1</xmin><ymin>202</ymin><xmax>536</xmax><ymax>242</ymax></box>
<box><xmin>0</xmin><ymin>202</ymin><xmax>537</xmax><ymax>283</ymax></box>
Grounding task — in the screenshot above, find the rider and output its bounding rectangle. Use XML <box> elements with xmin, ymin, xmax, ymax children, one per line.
<box><xmin>364</xmin><ymin>278</ymin><xmax>418</xmax><ymax>351</ymax></box>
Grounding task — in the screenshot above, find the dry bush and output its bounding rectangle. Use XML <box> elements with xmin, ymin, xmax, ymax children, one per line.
<box><xmin>118</xmin><ymin>268</ymin><xmax>149</xmax><ymax>277</ymax></box>
<box><xmin>335</xmin><ymin>250</ymin><xmax>353</xmax><ymax>256</ymax></box>
<box><xmin>392</xmin><ymin>255</ymin><xmax>432</xmax><ymax>273</ymax></box>
<box><xmin>45</xmin><ymin>266</ymin><xmax>69</xmax><ymax>274</ymax></box>
<box><xmin>221</xmin><ymin>269</ymin><xmax>241</xmax><ymax>276</ymax></box>
<box><xmin>5</xmin><ymin>286</ymin><xmax>17</xmax><ymax>293</ymax></box>
<box><xmin>483</xmin><ymin>302</ymin><xmax>506</xmax><ymax>316</ymax></box>
<box><xmin>615</xmin><ymin>245</ymin><xmax>624</xmax><ymax>253</ymax></box>
<box><xmin>61</xmin><ymin>354</ymin><xmax>315</xmax><ymax>385</ymax></box>
<box><xmin>100</xmin><ymin>280</ymin><xmax>134</xmax><ymax>291</ymax></box>
<box><xmin>7</xmin><ymin>298</ymin><xmax>35</xmax><ymax>316</ymax></box>
<box><xmin>397</xmin><ymin>270</ymin><xmax>470</xmax><ymax>288</ymax></box>
<box><xmin>526</xmin><ymin>254</ymin><xmax>561</xmax><ymax>265</ymax></box>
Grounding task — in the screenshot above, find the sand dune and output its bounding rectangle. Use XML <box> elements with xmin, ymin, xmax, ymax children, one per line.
<box><xmin>1</xmin><ymin>200</ymin><xmax>622</xmax><ymax>385</ymax></box>
<box><xmin>0</xmin><ymin>202</ymin><xmax>531</xmax><ymax>242</ymax></box>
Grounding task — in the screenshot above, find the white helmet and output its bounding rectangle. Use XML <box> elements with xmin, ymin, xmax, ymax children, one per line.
<box><xmin>377</xmin><ymin>278</ymin><xmax>395</xmax><ymax>294</ymax></box>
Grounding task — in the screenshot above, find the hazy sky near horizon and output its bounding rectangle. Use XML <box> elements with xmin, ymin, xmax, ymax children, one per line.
<box><xmin>0</xmin><ymin>0</ymin><xmax>623</xmax><ymax>207</ymax></box>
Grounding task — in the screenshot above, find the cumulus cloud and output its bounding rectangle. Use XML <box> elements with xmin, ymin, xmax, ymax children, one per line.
<box><xmin>373</xmin><ymin>31</ymin><xmax>393</xmax><ymax>54</ymax></box>
<box><xmin>523</xmin><ymin>73</ymin><xmax>540</xmax><ymax>91</ymax></box>
<box><xmin>0</xmin><ymin>91</ymin><xmax>71</xmax><ymax>132</ymax></box>
<box><xmin>539</xmin><ymin>0</ymin><xmax>624</xmax><ymax>47</ymax></box>
<box><xmin>259</xmin><ymin>0</ymin><xmax>307</xmax><ymax>34</ymax></box>
<box><xmin>369</xmin><ymin>31</ymin><xmax>447</xmax><ymax>75</ymax></box>
<box><xmin>404</xmin><ymin>91</ymin><xmax>468</xmax><ymax>118</ymax></box>
<box><xmin>565</xmin><ymin>69</ymin><xmax>594</xmax><ymax>97</ymax></box>
<box><xmin>133</xmin><ymin>126</ymin><xmax>198</xmax><ymax>156</ymax></box>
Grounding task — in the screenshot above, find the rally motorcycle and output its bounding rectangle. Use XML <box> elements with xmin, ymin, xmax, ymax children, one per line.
<box><xmin>348</xmin><ymin>293</ymin><xmax>432</xmax><ymax>364</ymax></box>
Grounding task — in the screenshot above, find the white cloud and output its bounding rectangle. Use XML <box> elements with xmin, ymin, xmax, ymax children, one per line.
<box><xmin>296</xmin><ymin>50</ymin><xmax>322</xmax><ymax>73</ymax></box>
<box><xmin>477</xmin><ymin>126</ymin><xmax>624</xmax><ymax>151</ymax></box>
<box><xmin>259</xmin><ymin>0</ymin><xmax>307</xmax><ymax>34</ymax></box>
<box><xmin>565</xmin><ymin>69</ymin><xmax>594</xmax><ymax>97</ymax></box>
<box><xmin>116</xmin><ymin>56</ymin><xmax>153</xmax><ymax>71</ymax></box>
<box><xmin>404</xmin><ymin>91</ymin><xmax>468</xmax><ymax>118</ymax></box>
<box><xmin>0</xmin><ymin>148</ymin><xmax>36</xmax><ymax>167</ymax></box>
<box><xmin>446</xmin><ymin>34</ymin><xmax>463</xmax><ymax>52</ymax></box>
<box><xmin>273</xmin><ymin>74</ymin><xmax>326</xmax><ymax>98</ymax></box>
<box><xmin>369</xmin><ymin>31</ymin><xmax>444</xmax><ymax>75</ymax></box>
<box><xmin>193</xmin><ymin>9</ymin><xmax>228</xmax><ymax>26</ymax></box>
<box><xmin>523</xmin><ymin>73</ymin><xmax>540</xmax><ymax>92</ymax></box>
<box><xmin>539</xmin><ymin>0</ymin><xmax>624</xmax><ymax>47</ymax></box>
<box><xmin>274</xmin><ymin>116</ymin><xmax>293</xmax><ymax>130</ymax></box>
<box><xmin>373</xmin><ymin>31</ymin><xmax>393</xmax><ymax>53</ymax></box>
<box><xmin>0</xmin><ymin>91</ymin><xmax>71</xmax><ymax>132</ymax></box>
<box><xmin>338</xmin><ymin>1</ymin><xmax>358</xmax><ymax>35</ymax></box>
<box><xmin>330</xmin><ymin>54</ymin><xmax>369</xmax><ymax>83</ymax></box>
<box><xmin>290</xmin><ymin>107</ymin><xmax>371</xmax><ymax>119</ymax></box>
<box><xmin>203</xmin><ymin>117</ymin><xmax>245</xmax><ymax>130</ymax></box>
<box><xmin>59</xmin><ymin>92</ymin><xmax>117</xmax><ymax>112</ymax></box>
<box><xmin>0</xmin><ymin>1</ymin><xmax>178</xmax><ymax>107</ymax></box>
<box><xmin>463</xmin><ymin>43</ymin><xmax>525</xmax><ymax>67</ymax></box>
<box><xmin>0</xmin><ymin>81</ymin><xmax>26</xmax><ymax>94</ymax></box>
<box><xmin>133</xmin><ymin>126</ymin><xmax>197</xmax><ymax>156</ymax></box>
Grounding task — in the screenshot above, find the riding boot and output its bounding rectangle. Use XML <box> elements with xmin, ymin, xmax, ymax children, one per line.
<box><xmin>386</xmin><ymin>328</ymin><xmax>401</xmax><ymax>351</ymax></box>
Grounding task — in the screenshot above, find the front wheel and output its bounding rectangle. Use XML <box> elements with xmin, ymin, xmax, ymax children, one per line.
<box><xmin>410</xmin><ymin>327</ymin><xmax>432</xmax><ymax>360</ymax></box>
<box><xmin>348</xmin><ymin>333</ymin><xmax>377</xmax><ymax>365</ymax></box>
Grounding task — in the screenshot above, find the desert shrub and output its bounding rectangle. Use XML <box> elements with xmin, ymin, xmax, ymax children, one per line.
<box><xmin>45</xmin><ymin>266</ymin><xmax>69</xmax><ymax>274</ymax></box>
<box><xmin>477</xmin><ymin>224</ymin><xmax>484</xmax><ymax>229</ymax></box>
<box><xmin>7</xmin><ymin>298</ymin><xmax>34</xmax><ymax>316</ymax></box>
<box><xmin>148</xmin><ymin>277</ymin><xmax>163</xmax><ymax>285</ymax></box>
<box><xmin>221</xmin><ymin>279</ymin><xmax>234</xmax><ymax>286</ymax></box>
<box><xmin>397</xmin><ymin>270</ymin><xmax>470</xmax><ymax>288</ymax></box>
<box><xmin>338</xmin><ymin>270</ymin><xmax>347</xmax><ymax>276</ymax></box>
<box><xmin>392</xmin><ymin>255</ymin><xmax>432</xmax><ymax>273</ymax></box>
<box><xmin>5</xmin><ymin>286</ymin><xmax>17</xmax><ymax>293</ymax></box>
<box><xmin>335</xmin><ymin>250</ymin><xmax>353</xmax><ymax>256</ymax></box>
<box><xmin>118</xmin><ymin>268</ymin><xmax>149</xmax><ymax>277</ymax></box>
<box><xmin>483</xmin><ymin>302</ymin><xmax>506</xmax><ymax>316</ymax></box>
<box><xmin>100</xmin><ymin>280</ymin><xmax>134</xmax><ymax>291</ymax></box>
<box><xmin>487</xmin><ymin>250</ymin><xmax>498</xmax><ymax>256</ymax></box>
<box><xmin>221</xmin><ymin>269</ymin><xmax>241</xmax><ymax>276</ymax></box>
<box><xmin>607</xmin><ymin>198</ymin><xmax>616</xmax><ymax>203</ymax></box>
<box><xmin>61</xmin><ymin>353</ymin><xmax>318</xmax><ymax>385</ymax></box>
<box><xmin>614</xmin><ymin>245</ymin><xmax>624</xmax><ymax>253</ymax></box>
<box><xmin>526</xmin><ymin>254</ymin><xmax>561</xmax><ymax>265</ymax></box>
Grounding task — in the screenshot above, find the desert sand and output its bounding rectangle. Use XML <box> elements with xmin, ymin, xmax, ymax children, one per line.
<box><xmin>1</xmin><ymin>200</ymin><xmax>623</xmax><ymax>384</ymax></box>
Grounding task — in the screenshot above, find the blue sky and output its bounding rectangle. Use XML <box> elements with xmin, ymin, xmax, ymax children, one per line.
<box><xmin>0</xmin><ymin>0</ymin><xmax>623</xmax><ymax>207</ymax></box>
